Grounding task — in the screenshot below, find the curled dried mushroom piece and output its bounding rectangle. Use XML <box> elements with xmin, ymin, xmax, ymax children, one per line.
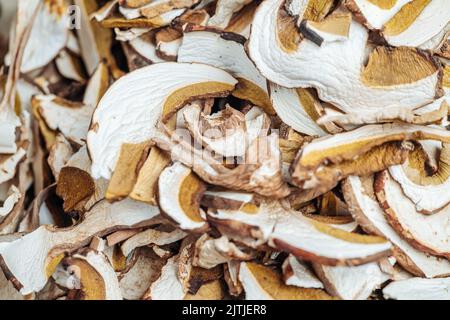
<box><xmin>1</xmin><ymin>0</ymin><xmax>449</xmax><ymax>301</ymax></box>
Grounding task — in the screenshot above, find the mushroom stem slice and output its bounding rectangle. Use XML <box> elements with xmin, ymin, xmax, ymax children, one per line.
<box><xmin>383</xmin><ymin>277</ymin><xmax>450</xmax><ymax>300</ymax></box>
<box><xmin>342</xmin><ymin>175</ymin><xmax>450</xmax><ymax>278</ymax></box>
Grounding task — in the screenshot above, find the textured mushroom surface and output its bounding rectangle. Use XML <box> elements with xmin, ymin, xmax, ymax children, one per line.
<box><xmin>0</xmin><ymin>0</ymin><xmax>449</xmax><ymax>301</ymax></box>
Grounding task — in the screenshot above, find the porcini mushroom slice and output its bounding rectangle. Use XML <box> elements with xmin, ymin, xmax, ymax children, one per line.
<box><xmin>87</xmin><ymin>62</ymin><xmax>237</xmax><ymax>180</ymax></box>
<box><xmin>207</xmin><ymin>201</ymin><xmax>280</xmax><ymax>247</ymax></box>
<box><xmin>291</xmin><ymin>124</ymin><xmax>450</xmax><ymax>192</ymax></box>
<box><xmin>0</xmin><ymin>185</ymin><xmax>21</xmax><ymax>220</ymax></box>
<box><xmin>33</xmin><ymin>95</ymin><xmax>95</xmax><ymax>146</ymax></box>
<box><xmin>74</xmin><ymin>0</ymin><xmax>119</xmax><ymax>77</ymax></box>
<box><xmin>193</xmin><ymin>234</ymin><xmax>255</xmax><ymax>269</ymax></box>
<box><xmin>47</xmin><ymin>134</ymin><xmax>74</xmax><ymax>179</ymax></box>
<box><xmin>182</xmin><ymin>103</ymin><xmax>270</xmax><ymax>157</ymax></box>
<box><xmin>345</xmin><ymin>0</ymin><xmax>413</xmax><ymax>30</ymax></box>
<box><xmin>129</xmin><ymin>34</ymin><xmax>166</xmax><ymax>63</ymax></box>
<box><xmin>312</xmin><ymin>262</ymin><xmax>390</xmax><ymax>300</ymax></box>
<box><xmin>147</xmin><ymin>255</ymin><xmax>185</xmax><ymax>300</ymax></box>
<box><xmin>343</xmin><ymin>175</ymin><xmax>450</xmax><ymax>278</ymax></box>
<box><xmin>158</xmin><ymin>162</ymin><xmax>208</xmax><ymax>232</ymax></box>
<box><xmin>106</xmin><ymin>141</ymin><xmax>152</xmax><ymax>201</ymax></box>
<box><xmin>0</xmin><ymin>147</ymin><xmax>27</xmax><ymax>185</ymax></box>
<box><xmin>389</xmin><ymin>142</ymin><xmax>450</xmax><ymax>213</ymax></box>
<box><xmin>239</xmin><ymin>262</ymin><xmax>333</xmax><ymax>300</ymax></box>
<box><xmin>282</xmin><ymin>255</ymin><xmax>324</xmax><ymax>289</ymax></box>
<box><xmin>119</xmin><ymin>247</ymin><xmax>167</xmax><ymax>300</ymax></box>
<box><xmin>270</xmin><ymin>209</ymin><xmax>392</xmax><ymax>266</ymax></box>
<box><xmin>83</xmin><ymin>61</ymin><xmax>110</xmax><ymax>107</ymax></box>
<box><xmin>375</xmin><ymin>170</ymin><xmax>450</xmax><ymax>259</ymax></box>
<box><xmin>62</xmin><ymin>250</ymin><xmax>122</xmax><ymax>300</ymax></box>
<box><xmin>54</xmin><ymin>50</ymin><xmax>86</xmax><ymax>83</ymax></box>
<box><xmin>154</xmin><ymin>129</ymin><xmax>290</xmax><ymax>198</ymax></box>
<box><xmin>248</xmin><ymin>0</ymin><xmax>442</xmax><ymax>124</ymax></box>
<box><xmin>56</xmin><ymin>146</ymin><xmax>107</xmax><ymax>213</ymax></box>
<box><xmin>178</xmin><ymin>28</ymin><xmax>274</xmax><ymax>115</ymax></box>
<box><xmin>207</xmin><ymin>0</ymin><xmax>253</xmax><ymax>29</ymax></box>
<box><xmin>270</xmin><ymin>85</ymin><xmax>328</xmax><ymax>137</ymax></box>
<box><xmin>19</xmin><ymin>0</ymin><xmax>68</xmax><ymax>73</ymax></box>
<box><xmin>121</xmin><ymin>227</ymin><xmax>187</xmax><ymax>257</ymax></box>
<box><xmin>383</xmin><ymin>277</ymin><xmax>450</xmax><ymax>300</ymax></box>
<box><xmin>0</xmin><ymin>199</ymin><xmax>160</xmax><ymax>294</ymax></box>
<box><xmin>381</xmin><ymin>0</ymin><xmax>450</xmax><ymax>47</ymax></box>
<box><xmin>91</xmin><ymin>0</ymin><xmax>119</xmax><ymax>21</ymax></box>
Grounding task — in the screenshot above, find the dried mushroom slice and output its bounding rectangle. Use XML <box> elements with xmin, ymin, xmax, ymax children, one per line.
<box><xmin>17</xmin><ymin>0</ymin><xmax>68</xmax><ymax>73</ymax></box>
<box><xmin>0</xmin><ymin>186</ymin><xmax>21</xmax><ymax>221</ymax></box>
<box><xmin>291</xmin><ymin>124</ymin><xmax>450</xmax><ymax>194</ymax></box>
<box><xmin>248</xmin><ymin>0</ymin><xmax>443</xmax><ymax>124</ymax></box>
<box><xmin>56</xmin><ymin>146</ymin><xmax>106</xmax><ymax>213</ymax></box>
<box><xmin>207</xmin><ymin>0</ymin><xmax>252</xmax><ymax>28</ymax></box>
<box><xmin>193</xmin><ymin>234</ymin><xmax>255</xmax><ymax>269</ymax></box>
<box><xmin>270</xmin><ymin>85</ymin><xmax>328</xmax><ymax>137</ymax></box>
<box><xmin>182</xmin><ymin>103</ymin><xmax>269</xmax><ymax>157</ymax></box>
<box><xmin>270</xmin><ymin>210</ymin><xmax>392</xmax><ymax>266</ymax></box>
<box><xmin>128</xmin><ymin>34</ymin><xmax>166</xmax><ymax>63</ymax></box>
<box><xmin>119</xmin><ymin>247</ymin><xmax>167</xmax><ymax>300</ymax></box>
<box><xmin>60</xmin><ymin>250</ymin><xmax>122</xmax><ymax>300</ymax></box>
<box><xmin>178</xmin><ymin>27</ymin><xmax>274</xmax><ymax>115</ymax></box>
<box><xmin>121</xmin><ymin>227</ymin><xmax>187</xmax><ymax>257</ymax></box>
<box><xmin>0</xmin><ymin>199</ymin><xmax>160</xmax><ymax>294</ymax></box>
<box><xmin>0</xmin><ymin>147</ymin><xmax>27</xmax><ymax>185</ymax></box>
<box><xmin>54</xmin><ymin>50</ymin><xmax>86</xmax><ymax>83</ymax></box>
<box><xmin>83</xmin><ymin>61</ymin><xmax>110</xmax><ymax>107</ymax></box>
<box><xmin>87</xmin><ymin>62</ymin><xmax>237</xmax><ymax>180</ymax></box>
<box><xmin>158</xmin><ymin>162</ymin><xmax>208</xmax><ymax>232</ymax></box>
<box><xmin>345</xmin><ymin>0</ymin><xmax>413</xmax><ymax>30</ymax></box>
<box><xmin>146</xmin><ymin>255</ymin><xmax>185</xmax><ymax>300</ymax></box>
<box><xmin>312</xmin><ymin>262</ymin><xmax>390</xmax><ymax>300</ymax></box>
<box><xmin>154</xmin><ymin>129</ymin><xmax>290</xmax><ymax>198</ymax></box>
<box><xmin>91</xmin><ymin>0</ymin><xmax>119</xmax><ymax>21</ymax></box>
<box><xmin>207</xmin><ymin>201</ymin><xmax>279</xmax><ymax>248</ymax></box>
<box><xmin>381</xmin><ymin>0</ymin><xmax>449</xmax><ymax>48</ymax></box>
<box><xmin>47</xmin><ymin>134</ymin><xmax>74</xmax><ymax>179</ymax></box>
<box><xmin>201</xmin><ymin>190</ymin><xmax>258</xmax><ymax>211</ymax></box>
<box><xmin>33</xmin><ymin>95</ymin><xmax>94</xmax><ymax>146</ymax></box>
<box><xmin>389</xmin><ymin>142</ymin><xmax>450</xmax><ymax>213</ymax></box>
<box><xmin>383</xmin><ymin>277</ymin><xmax>450</xmax><ymax>300</ymax></box>
<box><xmin>282</xmin><ymin>254</ymin><xmax>324</xmax><ymax>289</ymax></box>
<box><xmin>239</xmin><ymin>262</ymin><xmax>333</xmax><ymax>300</ymax></box>
<box><xmin>375</xmin><ymin>170</ymin><xmax>450</xmax><ymax>259</ymax></box>
<box><xmin>343</xmin><ymin>175</ymin><xmax>450</xmax><ymax>278</ymax></box>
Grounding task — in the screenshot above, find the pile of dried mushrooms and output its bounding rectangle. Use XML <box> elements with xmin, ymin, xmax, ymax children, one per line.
<box><xmin>0</xmin><ymin>0</ymin><xmax>449</xmax><ymax>300</ymax></box>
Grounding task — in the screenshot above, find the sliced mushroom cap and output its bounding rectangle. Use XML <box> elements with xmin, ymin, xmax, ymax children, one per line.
<box><xmin>207</xmin><ymin>201</ymin><xmax>279</xmax><ymax>247</ymax></box>
<box><xmin>207</xmin><ymin>0</ymin><xmax>252</xmax><ymax>29</ymax></box>
<box><xmin>345</xmin><ymin>0</ymin><xmax>413</xmax><ymax>30</ymax></box>
<box><xmin>389</xmin><ymin>142</ymin><xmax>450</xmax><ymax>213</ymax></box>
<box><xmin>343</xmin><ymin>175</ymin><xmax>450</xmax><ymax>278</ymax></box>
<box><xmin>383</xmin><ymin>277</ymin><xmax>450</xmax><ymax>300</ymax></box>
<box><xmin>83</xmin><ymin>61</ymin><xmax>110</xmax><ymax>107</ymax></box>
<box><xmin>61</xmin><ymin>250</ymin><xmax>122</xmax><ymax>300</ymax></box>
<box><xmin>282</xmin><ymin>254</ymin><xmax>324</xmax><ymax>289</ymax></box>
<box><xmin>0</xmin><ymin>147</ymin><xmax>27</xmax><ymax>185</ymax></box>
<box><xmin>248</xmin><ymin>0</ymin><xmax>443</xmax><ymax>124</ymax></box>
<box><xmin>239</xmin><ymin>262</ymin><xmax>333</xmax><ymax>300</ymax></box>
<box><xmin>47</xmin><ymin>134</ymin><xmax>74</xmax><ymax>179</ymax></box>
<box><xmin>158</xmin><ymin>162</ymin><xmax>208</xmax><ymax>232</ymax></box>
<box><xmin>270</xmin><ymin>209</ymin><xmax>392</xmax><ymax>266</ymax></box>
<box><xmin>380</xmin><ymin>0</ymin><xmax>450</xmax><ymax>47</ymax></box>
<box><xmin>87</xmin><ymin>62</ymin><xmax>237</xmax><ymax>180</ymax></box>
<box><xmin>313</xmin><ymin>262</ymin><xmax>390</xmax><ymax>300</ymax></box>
<box><xmin>201</xmin><ymin>190</ymin><xmax>258</xmax><ymax>211</ymax></box>
<box><xmin>193</xmin><ymin>234</ymin><xmax>255</xmax><ymax>269</ymax></box>
<box><xmin>270</xmin><ymin>85</ymin><xmax>328</xmax><ymax>137</ymax></box>
<box><xmin>375</xmin><ymin>170</ymin><xmax>450</xmax><ymax>259</ymax></box>
<box><xmin>0</xmin><ymin>199</ymin><xmax>160</xmax><ymax>294</ymax></box>
<box><xmin>291</xmin><ymin>124</ymin><xmax>450</xmax><ymax>193</ymax></box>
<box><xmin>178</xmin><ymin>28</ymin><xmax>274</xmax><ymax>115</ymax></box>
<box><xmin>0</xmin><ymin>185</ymin><xmax>21</xmax><ymax>220</ymax></box>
